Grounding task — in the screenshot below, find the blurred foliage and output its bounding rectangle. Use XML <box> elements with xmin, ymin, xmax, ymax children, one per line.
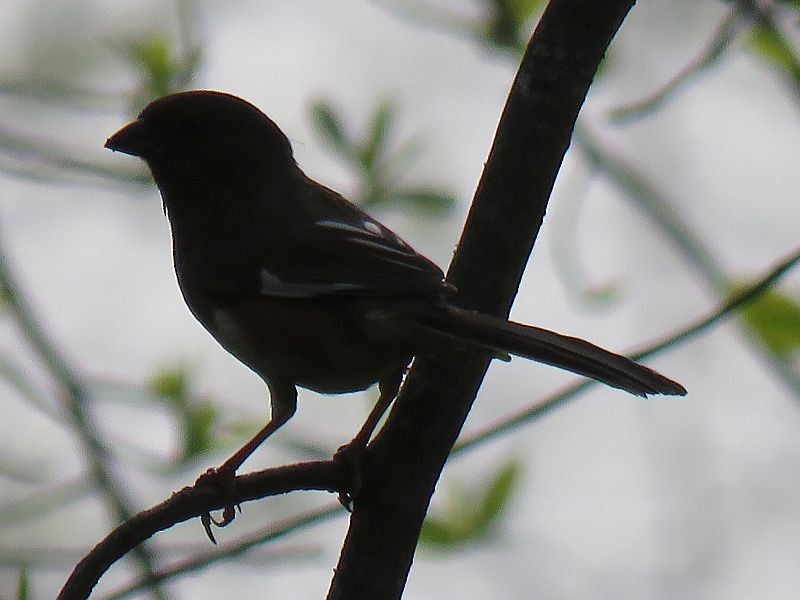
<box><xmin>120</xmin><ymin>32</ymin><xmax>202</xmax><ymax>110</ymax></box>
<box><xmin>733</xmin><ymin>283</ymin><xmax>800</xmax><ymax>359</ymax></box>
<box><xmin>0</xmin><ymin>0</ymin><xmax>799</xmax><ymax>597</ymax></box>
<box><xmin>482</xmin><ymin>0</ymin><xmax>546</xmax><ymax>51</ymax></box>
<box><xmin>382</xmin><ymin>0</ymin><xmax>545</xmax><ymax>53</ymax></box>
<box><xmin>15</xmin><ymin>566</ymin><xmax>30</xmax><ymax>600</ymax></box>
<box><xmin>748</xmin><ymin>21</ymin><xmax>800</xmax><ymax>80</ymax></box>
<box><xmin>149</xmin><ymin>364</ymin><xmax>219</xmax><ymax>463</ymax></box>
<box><xmin>419</xmin><ymin>459</ymin><xmax>521</xmax><ymax>548</ymax></box>
<box><xmin>310</xmin><ymin>99</ymin><xmax>457</xmax><ymax>215</ymax></box>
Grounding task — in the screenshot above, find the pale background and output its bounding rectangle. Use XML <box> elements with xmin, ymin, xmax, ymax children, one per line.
<box><xmin>1</xmin><ymin>1</ymin><xmax>799</xmax><ymax>598</ymax></box>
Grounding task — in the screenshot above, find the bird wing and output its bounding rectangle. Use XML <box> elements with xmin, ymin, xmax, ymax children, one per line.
<box><xmin>235</xmin><ymin>182</ymin><xmax>451</xmax><ymax>299</ymax></box>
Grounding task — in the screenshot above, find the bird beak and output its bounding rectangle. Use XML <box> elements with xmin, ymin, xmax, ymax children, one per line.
<box><xmin>105</xmin><ymin>118</ymin><xmax>150</xmax><ymax>157</ymax></box>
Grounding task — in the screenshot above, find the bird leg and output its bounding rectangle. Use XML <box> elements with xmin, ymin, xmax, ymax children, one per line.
<box><xmin>333</xmin><ymin>369</ymin><xmax>405</xmax><ymax>507</ymax></box>
<box><xmin>195</xmin><ymin>381</ymin><xmax>297</xmax><ymax>542</ymax></box>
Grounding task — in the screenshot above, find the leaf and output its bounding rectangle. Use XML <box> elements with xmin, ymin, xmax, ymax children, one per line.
<box><xmin>149</xmin><ymin>365</ymin><xmax>189</xmax><ymax>405</ymax></box>
<box><xmin>130</xmin><ymin>34</ymin><xmax>178</xmax><ymax>98</ymax></box>
<box><xmin>419</xmin><ymin>458</ymin><xmax>522</xmax><ymax>548</ymax></box>
<box><xmin>747</xmin><ymin>24</ymin><xmax>800</xmax><ymax>78</ymax></box>
<box><xmin>117</xmin><ymin>33</ymin><xmax>201</xmax><ymax>109</ymax></box>
<box><xmin>309</xmin><ymin>99</ymin><xmax>459</xmax><ymax>221</ymax></box>
<box><xmin>16</xmin><ymin>566</ymin><xmax>29</xmax><ymax>600</ymax></box>
<box><xmin>472</xmin><ymin>459</ymin><xmax>521</xmax><ymax>532</ymax></box>
<box><xmin>360</xmin><ymin>101</ymin><xmax>395</xmax><ymax>170</ymax></box>
<box><xmin>182</xmin><ymin>399</ymin><xmax>218</xmax><ymax>459</ymax></box>
<box><xmin>419</xmin><ymin>516</ymin><xmax>463</xmax><ymax>547</ymax></box>
<box><xmin>485</xmin><ymin>0</ymin><xmax>545</xmax><ymax>49</ymax></box>
<box><xmin>505</xmin><ymin>0</ymin><xmax>547</xmax><ymax>23</ymax></box>
<box><xmin>149</xmin><ymin>365</ymin><xmax>218</xmax><ymax>460</ymax></box>
<box><xmin>733</xmin><ymin>283</ymin><xmax>800</xmax><ymax>358</ymax></box>
<box><xmin>309</xmin><ymin>101</ymin><xmax>357</xmax><ymax>162</ymax></box>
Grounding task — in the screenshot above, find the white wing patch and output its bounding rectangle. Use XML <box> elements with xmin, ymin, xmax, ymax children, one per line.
<box><xmin>314</xmin><ymin>220</ymin><xmax>370</xmax><ymax>236</ymax></box>
<box><xmin>314</xmin><ymin>218</ymin><xmax>416</xmax><ymax>254</ymax></box>
<box><xmin>362</xmin><ymin>220</ymin><xmax>383</xmax><ymax>236</ymax></box>
<box><xmin>259</xmin><ymin>268</ymin><xmax>364</xmax><ymax>297</ymax></box>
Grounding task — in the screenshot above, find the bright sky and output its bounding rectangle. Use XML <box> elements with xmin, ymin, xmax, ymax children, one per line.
<box><xmin>2</xmin><ymin>1</ymin><xmax>800</xmax><ymax>598</ymax></box>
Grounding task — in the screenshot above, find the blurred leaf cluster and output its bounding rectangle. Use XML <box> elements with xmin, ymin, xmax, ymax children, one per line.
<box><xmin>420</xmin><ymin>459</ymin><xmax>521</xmax><ymax>548</ymax></box>
<box><xmin>311</xmin><ymin>100</ymin><xmax>456</xmax><ymax>216</ymax></box>
<box><xmin>122</xmin><ymin>33</ymin><xmax>202</xmax><ymax>110</ymax></box>
<box><xmin>484</xmin><ymin>0</ymin><xmax>546</xmax><ymax>50</ymax></box>
<box><xmin>149</xmin><ymin>365</ymin><xmax>218</xmax><ymax>463</ymax></box>
<box><xmin>734</xmin><ymin>283</ymin><xmax>800</xmax><ymax>359</ymax></box>
<box><xmin>0</xmin><ymin>0</ymin><xmax>799</xmax><ymax>597</ymax></box>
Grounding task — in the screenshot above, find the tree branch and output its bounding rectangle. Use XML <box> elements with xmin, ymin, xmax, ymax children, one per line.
<box><xmin>327</xmin><ymin>1</ymin><xmax>636</xmax><ymax>598</ymax></box>
<box><xmin>455</xmin><ymin>245</ymin><xmax>800</xmax><ymax>452</ymax></box>
<box><xmin>56</xmin><ymin>461</ymin><xmax>347</xmax><ymax>600</ymax></box>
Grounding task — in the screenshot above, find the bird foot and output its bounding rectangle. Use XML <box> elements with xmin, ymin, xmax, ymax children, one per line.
<box><xmin>195</xmin><ymin>466</ymin><xmax>241</xmax><ymax>543</ymax></box>
<box><xmin>332</xmin><ymin>439</ymin><xmax>368</xmax><ymax>510</ymax></box>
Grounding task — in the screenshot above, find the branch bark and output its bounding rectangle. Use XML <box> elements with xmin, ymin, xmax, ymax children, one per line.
<box><xmin>327</xmin><ymin>1</ymin><xmax>636</xmax><ymax>598</ymax></box>
<box><xmin>56</xmin><ymin>461</ymin><xmax>346</xmax><ymax>600</ymax></box>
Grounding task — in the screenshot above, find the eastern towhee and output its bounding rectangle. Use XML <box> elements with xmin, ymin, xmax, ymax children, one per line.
<box><xmin>105</xmin><ymin>90</ymin><xmax>685</xmax><ymax>530</ymax></box>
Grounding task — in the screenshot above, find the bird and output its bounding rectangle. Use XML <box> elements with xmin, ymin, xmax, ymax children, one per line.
<box><xmin>105</xmin><ymin>90</ymin><xmax>686</xmax><ymax>529</ymax></box>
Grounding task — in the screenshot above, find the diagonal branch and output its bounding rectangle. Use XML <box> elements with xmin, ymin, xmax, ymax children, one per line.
<box><xmin>327</xmin><ymin>1</ymin><xmax>637</xmax><ymax>598</ymax></box>
<box><xmin>456</xmin><ymin>246</ymin><xmax>800</xmax><ymax>452</ymax></box>
<box><xmin>0</xmin><ymin>236</ymin><xmax>168</xmax><ymax>600</ymax></box>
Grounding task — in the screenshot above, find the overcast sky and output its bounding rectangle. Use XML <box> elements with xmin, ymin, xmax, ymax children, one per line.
<box><xmin>2</xmin><ymin>1</ymin><xmax>800</xmax><ymax>598</ymax></box>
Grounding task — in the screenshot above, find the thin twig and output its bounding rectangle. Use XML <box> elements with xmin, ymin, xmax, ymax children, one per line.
<box><xmin>0</xmin><ymin>476</ymin><xmax>91</xmax><ymax>527</ymax></box>
<box><xmin>455</xmin><ymin>246</ymin><xmax>800</xmax><ymax>452</ymax></box>
<box><xmin>0</xmin><ymin>352</ymin><xmax>64</xmax><ymax>422</ymax></box>
<box><xmin>59</xmin><ymin>240</ymin><xmax>800</xmax><ymax>597</ymax></box>
<box><xmin>0</xmin><ymin>126</ymin><xmax>151</xmax><ymax>186</ymax></box>
<box><xmin>56</xmin><ymin>461</ymin><xmax>346</xmax><ymax>600</ymax></box>
<box><xmin>100</xmin><ymin>504</ymin><xmax>339</xmax><ymax>600</ymax></box>
<box><xmin>575</xmin><ymin>122</ymin><xmax>800</xmax><ymax>399</ymax></box>
<box><xmin>0</xmin><ymin>237</ymin><xmax>168</xmax><ymax>600</ymax></box>
<box><xmin>608</xmin><ymin>5</ymin><xmax>744</xmax><ymax>122</ymax></box>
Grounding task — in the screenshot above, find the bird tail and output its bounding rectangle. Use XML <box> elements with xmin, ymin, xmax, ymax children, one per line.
<box><xmin>415</xmin><ymin>304</ymin><xmax>686</xmax><ymax>398</ymax></box>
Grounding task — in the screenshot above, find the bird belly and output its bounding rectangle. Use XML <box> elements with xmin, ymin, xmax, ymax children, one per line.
<box><xmin>183</xmin><ymin>290</ymin><xmax>413</xmax><ymax>394</ymax></box>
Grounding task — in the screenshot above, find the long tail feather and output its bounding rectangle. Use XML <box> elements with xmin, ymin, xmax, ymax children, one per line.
<box><xmin>417</xmin><ymin>305</ymin><xmax>686</xmax><ymax>398</ymax></box>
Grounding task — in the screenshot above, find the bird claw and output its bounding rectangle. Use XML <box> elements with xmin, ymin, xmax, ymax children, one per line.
<box><xmin>333</xmin><ymin>439</ymin><xmax>368</xmax><ymax>510</ymax></box>
<box><xmin>195</xmin><ymin>466</ymin><xmax>241</xmax><ymax>543</ymax></box>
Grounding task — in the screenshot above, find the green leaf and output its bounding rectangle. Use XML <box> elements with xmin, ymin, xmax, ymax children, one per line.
<box><xmin>16</xmin><ymin>566</ymin><xmax>29</xmax><ymax>600</ymax></box>
<box><xmin>182</xmin><ymin>399</ymin><xmax>218</xmax><ymax>459</ymax></box>
<box><xmin>360</xmin><ymin>101</ymin><xmax>395</xmax><ymax>170</ymax></box>
<box><xmin>359</xmin><ymin>180</ymin><xmax>391</xmax><ymax>209</ymax></box>
<box><xmin>309</xmin><ymin>101</ymin><xmax>357</xmax><ymax>162</ymax></box>
<box><xmin>149</xmin><ymin>365</ymin><xmax>218</xmax><ymax>460</ymax></box>
<box><xmin>419</xmin><ymin>516</ymin><xmax>464</xmax><ymax>547</ymax></box>
<box><xmin>149</xmin><ymin>365</ymin><xmax>189</xmax><ymax>405</ymax></box>
<box><xmin>733</xmin><ymin>283</ymin><xmax>800</xmax><ymax>358</ymax></box>
<box><xmin>484</xmin><ymin>0</ymin><xmax>544</xmax><ymax>50</ymax></box>
<box><xmin>119</xmin><ymin>33</ymin><xmax>202</xmax><ymax>107</ymax></box>
<box><xmin>747</xmin><ymin>24</ymin><xmax>800</xmax><ymax>78</ymax></box>
<box><xmin>130</xmin><ymin>34</ymin><xmax>177</xmax><ymax>98</ymax></box>
<box><xmin>309</xmin><ymin>98</ymin><xmax>459</xmax><ymax>221</ymax></box>
<box><xmin>505</xmin><ymin>0</ymin><xmax>546</xmax><ymax>23</ymax></box>
<box><xmin>473</xmin><ymin>459</ymin><xmax>521</xmax><ymax>531</ymax></box>
<box><xmin>419</xmin><ymin>458</ymin><xmax>521</xmax><ymax>548</ymax></box>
